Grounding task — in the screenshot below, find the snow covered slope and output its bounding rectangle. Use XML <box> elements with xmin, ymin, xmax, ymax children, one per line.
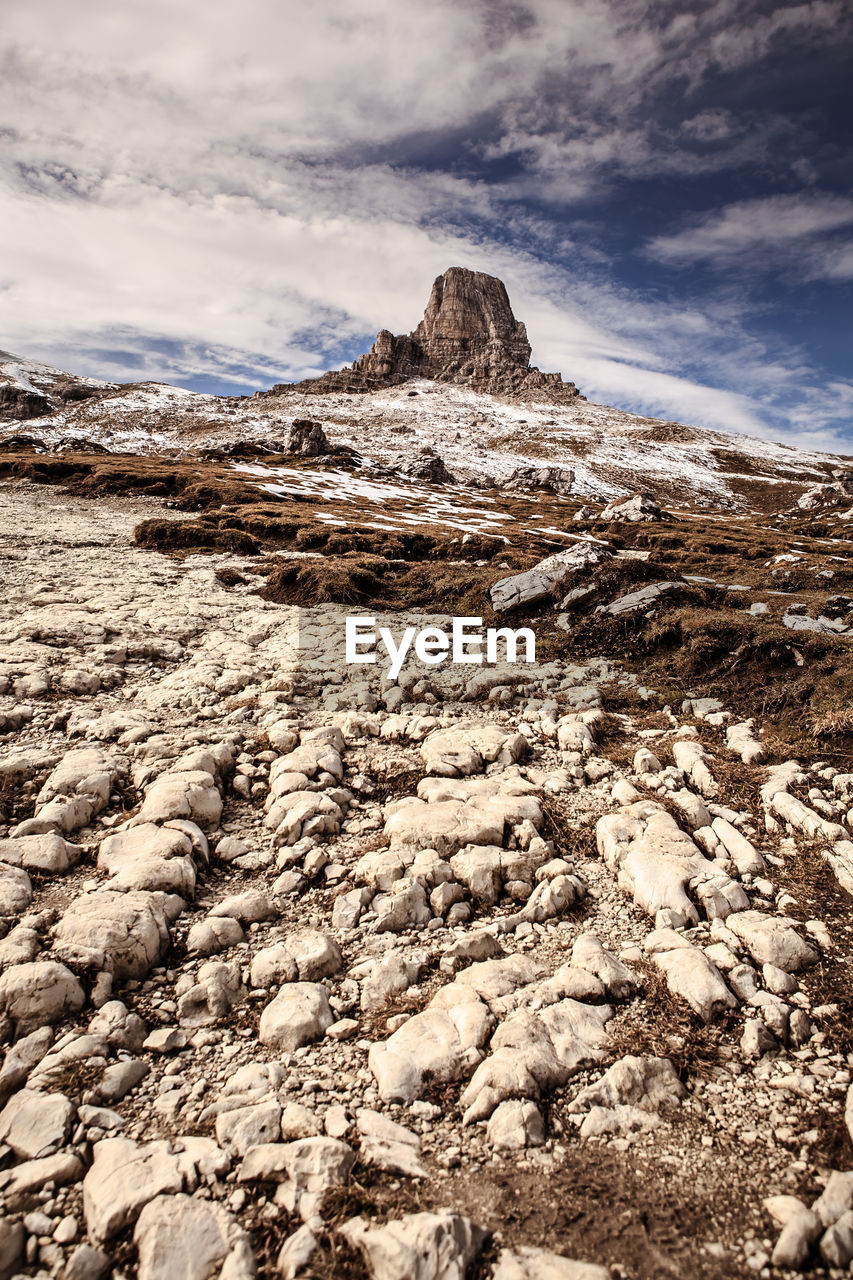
<box><xmin>0</xmin><ymin>352</ymin><xmax>850</xmax><ymax>511</ymax></box>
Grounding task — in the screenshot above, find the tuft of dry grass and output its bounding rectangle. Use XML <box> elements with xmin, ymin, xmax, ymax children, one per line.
<box><xmin>602</xmin><ymin>960</ymin><xmax>739</xmax><ymax>1080</ymax></box>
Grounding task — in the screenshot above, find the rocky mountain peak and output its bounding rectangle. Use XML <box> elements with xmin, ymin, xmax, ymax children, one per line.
<box><xmin>413</xmin><ymin>267</ymin><xmax>532</xmax><ymax>367</ymax></box>
<box><xmin>277</xmin><ymin>267</ymin><xmax>582</xmax><ymax>402</ymax></box>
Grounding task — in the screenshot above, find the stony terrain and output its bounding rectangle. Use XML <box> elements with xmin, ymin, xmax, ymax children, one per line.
<box><xmin>2</xmin><ymin>273</ymin><xmax>853</xmax><ymax>1279</ymax></box>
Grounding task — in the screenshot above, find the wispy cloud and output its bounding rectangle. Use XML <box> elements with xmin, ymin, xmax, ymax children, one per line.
<box><xmin>646</xmin><ymin>192</ymin><xmax>853</xmax><ymax>276</ymax></box>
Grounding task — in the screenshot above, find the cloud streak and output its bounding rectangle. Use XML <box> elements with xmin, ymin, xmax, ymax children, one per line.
<box><xmin>647</xmin><ymin>193</ymin><xmax>853</xmax><ymax>277</ymax></box>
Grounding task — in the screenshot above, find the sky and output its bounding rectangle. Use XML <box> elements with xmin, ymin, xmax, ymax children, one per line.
<box><xmin>1</xmin><ymin>0</ymin><xmax>852</xmax><ymax>450</ymax></box>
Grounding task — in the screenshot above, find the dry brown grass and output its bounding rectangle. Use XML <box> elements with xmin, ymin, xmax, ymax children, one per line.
<box><xmin>602</xmin><ymin>960</ymin><xmax>739</xmax><ymax>1080</ymax></box>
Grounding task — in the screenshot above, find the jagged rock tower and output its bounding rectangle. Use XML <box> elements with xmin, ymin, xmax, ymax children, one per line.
<box><xmin>278</xmin><ymin>267</ymin><xmax>582</xmax><ymax>402</ymax></box>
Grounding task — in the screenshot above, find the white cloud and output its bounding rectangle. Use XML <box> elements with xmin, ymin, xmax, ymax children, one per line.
<box><xmin>646</xmin><ymin>192</ymin><xmax>853</xmax><ymax>272</ymax></box>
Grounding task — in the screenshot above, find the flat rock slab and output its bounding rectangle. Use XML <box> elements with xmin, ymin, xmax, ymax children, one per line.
<box><xmin>134</xmin><ymin>1193</ymin><xmax>254</xmax><ymax>1280</ymax></box>
<box><xmin>341</xmin><ymin>1211</ymin><xmax>487</xmax><ymax>1280</ymax></box>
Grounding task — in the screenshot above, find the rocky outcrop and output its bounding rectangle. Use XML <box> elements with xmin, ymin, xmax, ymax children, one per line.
<box><xmin>0</xmin><ymin>385</ymin><xmax>51</xmax><ymax>422</ymax></box>
<box><xmin>275</xmin><ymin>267</ymin><xmax>583</xmax><ymax>402</ymax></box>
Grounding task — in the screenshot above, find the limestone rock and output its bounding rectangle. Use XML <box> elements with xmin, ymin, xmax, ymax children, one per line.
<box><xmin>83</xmin><ymin>1138</ymin><xmax>184</xmax><ymax>1241</ymax></box>
<box><xmin>259</xmin><ymin>982</ymin><xmax>334</xmax><ymax>1050</ymax></box>
<box><xmin>341</xmin><ymin>1210</ymin><xmax>487</xmax><ymax>1280</ymax></box>
<box><xmin>0</xmin><ymin>960</ymin><xmax>85</xmax><ymax>1033</ymax></box>
<box><xmin>568</xmin><ymin>1056</ymin><xmax>685</xmax><ymax>1115</ymax></box>
<box><xmin>726</xmin><ymin>911</ymin><xmax>818</xmax><ymax>973</ymax></box>
<box><xmin>491</xmin><ymin>543</ymin><xmax>611</xmax><ymax>613</ymax></box>
<box><xmin>53</xmin><ymin>888</ymin><xmax>176</xmax><ymax>979</ymax></box>
<box><xmin>134</xmin><ymin>1193</ymin><xmax>255</xmax><ymax>1280</ymax></box>
<box><xmin>0</xmin><ymin>863</ymin><xmax>32</xmax><ymax>917</ymax></box>
<box><xmin>0</xmin><ymin>1088</ymin><xmax>75</xmax><ymax>1159</ymax></box>
<box><xmin>0</xmin><ymin>833</ymin><xmax>81</xmax><ymax>875</ymax></box>
<box><xmin>599</xmin><ymin>492</ymin><xmax>662</xmax><ymax>522</ymax></box>
<box><xmin>653</xmin><ymin>945</ymin><xmax>736</xmax><ymax>1022</ymax></box>
<box><xmin>486</xmin><ymin>1099</ymin><xmax>545</xmax><ymax>1150</ymax></box>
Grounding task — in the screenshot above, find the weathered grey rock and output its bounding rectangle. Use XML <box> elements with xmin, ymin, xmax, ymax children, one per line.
<box><xmin>239</xmin><ymin>1137</ymin><xmax>354</xmax><ymax>1219</ymax></box>
<box><xmin>249</xmin><ymin>943</ymin><xmax>298</xmax><ymax>988</ymax></box>
<box><xmin>491</xmin><ymin>543</ymin><xmax>611</xmax><ymax>613</ymax></box>
<box><xmin>280</xmin><ymin>1102</ymin><xmax>323</xmax><ymax>1141</ymax></box>
<box><xmin>710</xmin><ymin>818</ymin><xmax>764</xmax><ymax>876</ymax></box>
<box><xmin>298</xmin><ymin>267</ymin><xmax>581</xmax><ymax>400</ymax></box>
<box><xmin>0</xmin><ymin>960</ymin><xmax>85</xmax><ymax>1033</ymax></box>
<box><xmin>600</xmin><ymin>492</ymin><xmax>662</xmax><ymax>522</ymax></box>
<box><xmin>598</xmin><ymin>581</ymin><xmax>683</xmax><ymax>616</ymax></box>
<box><xmin>671</xmin><ymin>740</ymin><xmax>718</xmax><ymax>799</ymax></box>
<box><xmin>460</xmin><ymin>998</ymin><xmax>613</xmax><ymax>1124</ymax></box>
<box><xmin>134</xmin><ymin>1193</ymin><xmax>255</xmax><ymax>1280</ymax></box>
<box><xmin>369</xmin><ymin>989</ymin><xmax>493</xmax><ymax>1105</ymax></box>
<box><xmin>82</xmin><ymin>1138</ymin><xmax>184</xmax><ymax>1241</ymax></box>
<box><xmin>216</xmin><ymin>1099</ymin><xmax>282</xmax><ymax>1156</ymax></box>
<box><xmin>384</xmin><ymin>798</ymin><xmax>507</xmax><ymax>856</ymax></box>
<box><xmin>652</xmin><ymin>945</ymin><xmax>736</xmax><ymax>1022</ymax></box>
<box><xmin>820</xmin><ymin>1210</ymin><xmax>853</xmax><ymax>1269</ymax></box>
<box><xmin>0</xmin><ymin>923</ymin><xmax>39</xmax><ymax>971</ymax></box>
<box><xmin>209</xmin><ymin>889</ymin><xmax>278</xmax><ymax>925</ymax></box>
<box><xmin>0</xmin><ymin>1087</ymin><xmax>75</xmax><ymax>1158</ymax></box>
<box><xmin>259</xmin><ymin>982</ymin><xmax>334</xmax><ymax>1050</ymax></box>
<box><xmin>96</xmin><ymin>1057</ymin><xmax>149</xmax><ymax>1103</ymax></box>
<box><xmin>177</xmin><ymin>960</ymin><xmax>245</xmax><ymax>1027</ymax></box>
<box><xmin>596</xmin><ymin>800</ymin><xmax>743</xmax><ymax>928</ymax></box>
<box><xmin>0</xmin><ymin>863</ymin><xmax>32</xmax><ymax>917</ymax></box>
<box><xmin>812</xmin><ymin>1172</ymin><xmax>853</xmax><ymax>1233</ymax></box>
<box><xmin>0</xmin><ymin>833</ymin><xmax>81</xmax><ymax>874</ymax></box>
<box><xmin>726</xmin><ymin>719</ymin><xmax>765</xmax><ymax>765</ymax></box>
<box><xmin>486</xmin><ymin>1099</ymin><xmax>545</xmax><ymax>1150</ymax></box>
<box><xmin>341</xmin><ymin>1210</ymin><xmax>487</xmax><ymax>1280</ymax></box>
<box><xmin>726</xmin><ymin>911</ymin><xmax>818</xmax><ymax>973</ymax></box>
<box><xmin>421</xmin><ymin>725</ymin><xmax>529</xmax><ymax>777</ymax></box>
<box><xmin>570</xmin><ymin>934</ymin><xmax>636</xmax><ymax>999</ymax></box>
<box><xmin>772</xmin><ymin>1208</ymin><xmax>821</xmax><ymax>1269</ymax></box>
<box><xmin>278</xmin><ymin>1223</ymin><xmax>318</xmax><ymax>1279</ymax></box>
<box><xmin>134</xmin><ymin>768</ymin><xmax>222</xmax><ymax>829</ymax></box>
<box><xmin>568</xmin><ymin>1056</ymin><xmax>685</xmax><ymax>1116</ymax></box>
<box><xmin>98</xmin><ymin>823</ymin><xmax>196</xmax><ymax>896</ymax></box>
<box><xmin>187</xmin><ymin>916</ymin><xmax>245</xmax><ymax>956</ymax></box>
<box><xmin>358</xmin><ymin>1109</ymin><xmax>427</xmax><ymax>1178</ymax></box>
<box><xmin>361</xmin><ymin>949</ymin><xmax>426</xmax><ymax>1012</ymax></box>
<box><xmin>284</xmin><ymin>929</ymin><xmax>343</xmax><ymax>981</ymax></box>
<box><xmin>0</xmin><ymin>1026</ymin><xmax>53</xmax><ymax>1102</ymax></box>
<box><xmin>371</xmin><ymin>879</ymin><xmax>432</xmax><ymax>932</ymax></box>
<box><xmin>64</xmin><ymin>1243</ymin><xmax>112</xmax><ymax>1280</ymax></box>
<box><xmin>54</xmin><ymin>889</ymin><xmax>176</xmax><ymax>979</ymax></box>
<box><xmin>502</xmin><ymin>465</ymin><xmax>574</xmax><ymax>495</ymax></box>
<box><xmin>741</xmin><ymin>1019</ymin><xmax>777</xmax><ymax>1059</ymax></box>
<box><xmin>0</xmin><ymin>1150</ymin><xmax>84</xmax><ymax>1202</ymax></box>
<box><xmin>287</xmin><ymin>418</ymin><xmax>330</xmax><ymax>456</ymax></box>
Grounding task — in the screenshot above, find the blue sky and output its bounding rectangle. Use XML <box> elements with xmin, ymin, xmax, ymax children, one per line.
<box><xmin>1</xmin><ymin>0</ymin><xmax>852</xmax><ymax>450</ymax></box>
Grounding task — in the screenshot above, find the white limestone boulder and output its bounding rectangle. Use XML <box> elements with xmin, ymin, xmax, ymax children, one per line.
<box><xmin>341</xmin><ymin>1211</ymin><xmax>486</xmax><ymax>1280</ymax></box>
<box><xmin>259</xmin><ymin>982</ymin><xmax>334</xmax><ymax>1051</ymax></box>
<box><xmin>134</xmin><ymin>1193</ymin><xmax>254</xmax><ymax>1280</ymax></box>
<box><xmin>53</xmin><ymin>889</ymin><xmax>178</xmax><ymax>979</ymax></box>
<box><xmin>0</xmin><ymin>960</ymin><xmax>85</xmax><ymax>1033</ymax></box>
<box><xmin>726</xmin><ymin>911</ymin><xmax>819</xmax><ymax>973</ymax></box>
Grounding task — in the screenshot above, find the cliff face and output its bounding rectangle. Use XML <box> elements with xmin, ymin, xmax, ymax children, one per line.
<box><xmin>281</xmin><ymin>267</ymin><xmax>582</xmax><ymax>402</ymax></box>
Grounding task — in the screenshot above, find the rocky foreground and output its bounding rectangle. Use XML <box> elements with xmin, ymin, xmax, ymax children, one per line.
<box><xmin>0</xmin><ymin>474</ymin><xmax>853</xmax><ymax>1280</ymax></box>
